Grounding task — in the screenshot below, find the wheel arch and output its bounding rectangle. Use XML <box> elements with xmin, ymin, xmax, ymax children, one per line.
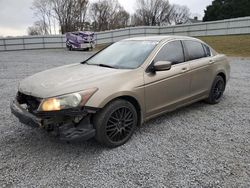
<box><xmin>117</xmin><ymin>96</ymin><xmax>142</xmax><ymax>126</ymax></box>
<box><xmin>217</xmin><ymin>72</ymin><xmax>226</xmax><ymax>84</ymax></box>
<box><xmin>100</xmin><ymin>94</ymin><xmax>143</xmax><ymax>126</ymax></box>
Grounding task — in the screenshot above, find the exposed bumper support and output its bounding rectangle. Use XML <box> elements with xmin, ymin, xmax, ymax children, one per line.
<box><xmin>58</xmin><ymin>115</ymin><xmax>96</xmax><ymax>142</ymax></box>
<box><xmin>11</xmin><ymin>100</ymin><xmax>42</xmax><ymax>128</ymax></box>
<box><xmin>10</xmin><ymin>100</ymin><xmax>98</xmax><ymax>141</ymax></box>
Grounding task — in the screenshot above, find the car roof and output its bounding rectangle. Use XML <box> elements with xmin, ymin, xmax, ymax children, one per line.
<box><xmin>124</xmin><ymin>35</ymin><xmax>198</xmax><ymax>43</ymax></box>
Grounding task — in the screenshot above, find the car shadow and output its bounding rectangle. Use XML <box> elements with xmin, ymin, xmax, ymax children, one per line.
<box><xmin>143</xmin><ymin>101</ymin><xmax>210</xmax><ymax>125</ymax></box>
<box><xmin>2</xmin><ymin>99</ymin><xmax>219</xmax><ymax>158</ymax></box>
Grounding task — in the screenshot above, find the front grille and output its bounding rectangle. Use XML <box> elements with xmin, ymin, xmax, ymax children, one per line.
<box><xmin>16</xmin><ymin>92</ymin><xmax>41</xmax><ymax>112</ymax></box>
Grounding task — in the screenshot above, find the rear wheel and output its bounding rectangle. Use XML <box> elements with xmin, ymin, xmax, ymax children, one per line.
<box><xmin>93</xmin><ymin>99</ymin><xmax>137</xmax><ymax>148</ymax></box>
<box><xmin>205</xmin><ymin>75</ymin><xmax>225</xmax><ymax>104</ymax></box>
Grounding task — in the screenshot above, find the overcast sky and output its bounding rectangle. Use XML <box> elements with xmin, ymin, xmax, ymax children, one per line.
<box><xmin>0</xmin><ymin>0</ymin><xmax>213</xmax><ymax>37</ymax></box>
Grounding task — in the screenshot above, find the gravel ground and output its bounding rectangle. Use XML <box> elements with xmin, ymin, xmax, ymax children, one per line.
<box><xmin>0</xmin><ymin>50</ymin><xmax>249</xmax><ymax>187</ymax></box>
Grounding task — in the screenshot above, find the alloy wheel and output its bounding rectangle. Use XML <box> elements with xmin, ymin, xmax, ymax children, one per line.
<box><xmin>106</xmin><ymin>107</ymin><xmax>135</xmax><ymax>143</ymax></box>
<box><xmin>213</xmin><ymin>80</ymin><xmax>224</xmax><ymax>100</ymax></box>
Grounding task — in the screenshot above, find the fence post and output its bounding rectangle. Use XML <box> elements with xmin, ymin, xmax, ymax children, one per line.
<box><xmin>3</xmin><ymin>38</ymin><xmax>6</xmax><ymax>51</ymax></box>
<box><xmin>22</xmin><ymin>38</ymin><xmax>25</xmax><ymax>50</ymax></box>
<box><xmin>61</xmin><ymin>36</ymin><xmax>64</xmax><ymax>48</ymax></box>
<box><xmin>42</xmin><ymin>36</ymin><xmax>45</xmax><ymax>49</ymax></box>
<box><xmin>226</xmin><ymin>19</ymin><xmax>230</xmax><ymax>35</ymax></box>
<box><xmin>111</xmin><ymin>31</ymin><xmax>114</xmax><ymax>43</ymax></box>
<box><xmin>205</xmin><ymin>23</ymin><xmax>208</xmax><ymax>36</ymax></box>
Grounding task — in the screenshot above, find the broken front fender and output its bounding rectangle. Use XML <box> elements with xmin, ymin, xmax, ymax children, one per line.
<box><xmin>10</xmin><ymin>100</ymin><xmax>99</xmax><ymax>142</ymax></box>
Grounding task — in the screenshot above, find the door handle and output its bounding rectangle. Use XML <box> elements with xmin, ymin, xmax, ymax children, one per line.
<box><xmin>181</xmin><ymin>67</ymin><xmax>189</xmax><ymax>73</ymax></box>
<box><xmin>209</xmin><ymin>59</ymin><xmax>215</xmax><ymax>64</ymax></box>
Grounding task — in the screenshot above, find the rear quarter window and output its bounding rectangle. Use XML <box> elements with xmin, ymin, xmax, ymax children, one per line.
<box><xmin>203</xmin><ymin>44</ymin><xmax>212</xmax><ymax>57</ymax></box>
<box><xmin>183</xmin><ymin>40</ymin><xmax>206</xmax><ymax>61</ymax></box>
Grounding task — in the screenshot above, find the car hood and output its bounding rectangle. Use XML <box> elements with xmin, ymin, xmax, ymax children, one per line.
<box><xmin>19</xmin><ymin>63</ymin><xmax>131</xmax><ymax>98</ymax></box>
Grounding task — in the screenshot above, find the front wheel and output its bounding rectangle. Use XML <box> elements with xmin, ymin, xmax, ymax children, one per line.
<box><xmin>93</xmin><ymin>99</ymin><xmax>137</xmax><ymax>148</ymax></box>
<box><xmin>205</xmin><ymin>75</ymin><xmax>225</xmax><ymax>104</ymax></box>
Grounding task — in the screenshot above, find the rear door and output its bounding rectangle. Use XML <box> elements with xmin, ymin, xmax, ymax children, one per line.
<box><xmin>144</xmin><ymin>40</ymin><xmax>191</xmax><ymax>117</ymax></box>
<box><xmin>182</xmin><ymin>40</ymin><xmax>214</xmax><ymax>97</ymax></box>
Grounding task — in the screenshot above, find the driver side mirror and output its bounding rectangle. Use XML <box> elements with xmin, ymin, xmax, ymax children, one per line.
<box><xmin>154</xmin><ymin>61</ymin><xmax>172</xmax><ymax>72</ymax></box>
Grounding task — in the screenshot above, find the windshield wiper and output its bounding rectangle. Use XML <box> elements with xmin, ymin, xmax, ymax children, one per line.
<box><xmin>84</xmin><ymin>63</ymin><xmax>117</xmax><ymax>69</ymax></box>
<box><xmin>98</xmin><ymin>64</ymin><xmax>117</xmax><ymax>69</ymax></box>
<box><xmin>81</xmin><ymin>60</ymin><xmax>87</xmax><ymax>64</ymax></box>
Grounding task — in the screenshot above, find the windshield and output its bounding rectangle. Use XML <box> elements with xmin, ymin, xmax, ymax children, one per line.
<box><xmin>86</xmin><ymin>40</ymin><xmax>157</xmax><ymax>69</ymax></box>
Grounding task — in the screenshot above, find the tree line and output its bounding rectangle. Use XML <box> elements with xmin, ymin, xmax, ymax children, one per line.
<box><xmin>203</xmin><ymin>0</ymin><xmax>250</xmax><ymax>21</ymax></box>
<box><xmin>28</xmin><ymin>0</ymin><xmax>191</xmax><ymax>35</ymax></box>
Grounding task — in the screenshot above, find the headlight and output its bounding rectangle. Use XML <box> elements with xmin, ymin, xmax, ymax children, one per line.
<box><xmin>38</xmin><ymin>88</ymin><xmax>98</xmax><ymax>112</ymax></box>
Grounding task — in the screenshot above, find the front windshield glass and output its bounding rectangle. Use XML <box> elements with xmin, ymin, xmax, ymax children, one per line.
<box><xmin>86</xmin><ymin>40</ymin><xmax>157</xmax><ymax>69</ymax></box>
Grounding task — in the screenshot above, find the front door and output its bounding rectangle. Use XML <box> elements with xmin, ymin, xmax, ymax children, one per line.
<box><xmin>144</xmin><ymin>40</ymin><xmax>191</xmax><ymax>118</ymax></box>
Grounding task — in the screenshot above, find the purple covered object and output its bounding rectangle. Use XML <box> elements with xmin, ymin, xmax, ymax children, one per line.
<box><xmin>66</xmin><ymin>31</ymin><xmax>95</xmax><ymax>50</ymax></box>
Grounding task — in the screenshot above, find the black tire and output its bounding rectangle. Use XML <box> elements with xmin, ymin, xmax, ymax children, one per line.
<box><xmin>93</xmin><ymin>99</ymin><xmax>137</xmax><ymax>148</ymax></box>
<box><xmin>66</xmin><ymin>44</ymin><xmax>70</xmax><ymax>50</ymax></box>
<box><xmin>205</xmin><ymin>75</ymin><xmax>225</xmax><ymax>104</ymax></box>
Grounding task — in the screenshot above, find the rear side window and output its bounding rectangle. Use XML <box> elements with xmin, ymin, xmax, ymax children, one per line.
<box><xmin>183</xmin><ymin>40</ymin><xmax>206</xmax><ymax>61</ymax></box>
<box><xmin>154</xmin><ymin>41</ymin><xmax>184</xmax><ymax>65</ymax></box>
<box><xmin>203</xmin><ymin>44</ymin><xmax>211</xmax><ymax>57</ymax></box>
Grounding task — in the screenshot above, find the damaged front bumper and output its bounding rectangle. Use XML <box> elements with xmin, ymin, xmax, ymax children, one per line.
<box><xmin>10</xmin><ymin>100</ymin><xmax>98</xmax><ymax>142</ymax></box>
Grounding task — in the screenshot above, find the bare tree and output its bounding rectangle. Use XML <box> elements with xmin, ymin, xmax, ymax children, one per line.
<box><xmin>27</xmin><ymin>21</ymin><xmax>49</xmax><ymax>35</ymax></box>
<box><xmin>32</xmin><ymin>0</ymin><xmax>53</xmax><ymax>34</ymax></box>
<box><xmin>30</xmin><ymin>0</ymin><xmax>192</xmax><ymax>35</ymax></box>
<box><xmin>89</xmin><ymin>0</ymin><xmax>130</xmax><ymax>31</ymax></box>
<box><xmin>132</xmin><ymin>0</ymin><xmax>173</xmax><ymax>26</ymax></box>
<box><xmin>90</xmin><ymin>0</ymin><xmax>112</xmax><ymax>31</ymax></box>
<box><xmin>51</xmin><ymin>0</ymin><xmax>89</xmax><ymax>33</ymax></box>
<box><xmin>27</xmin><ymin>26</ymin><xmax>41</xmax><ymax>36</ymax></box>
<box><xmin>32</xmin><ymin>0</ymin><xmax>89</xmax><ymax>34</ymax></box>
<box><xmin>170</xmin><ymin>4</ymin><xmax>191</xmax><ymax>25</ymax></box>
<box><xmin>111</xmin><ymin>7</ymin><xmax>130</xmax><ymax>29</ymax></box>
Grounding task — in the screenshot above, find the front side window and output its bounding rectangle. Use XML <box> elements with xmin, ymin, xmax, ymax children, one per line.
<box><xmin>183</xmin><ymin>40</ymin><xmax>206</xmax><ymax>61</ymax></box>
<box><xmin>86</xmin><ymin>41</ymin><xmax>157</xmax><ymax>69</ymax></box>
<box><xmin>154</xmin><ymin>41</ymin><xmax>184</xmax><ymax>65</ymax></box>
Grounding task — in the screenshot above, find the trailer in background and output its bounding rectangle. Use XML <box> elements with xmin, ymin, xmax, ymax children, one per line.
<box><xmin>66</xmin><ymin>31</ymin><xmax>95</xmax><ymax>51</ymax></box>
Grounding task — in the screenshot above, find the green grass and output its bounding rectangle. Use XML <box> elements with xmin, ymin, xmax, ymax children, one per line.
<box><xmin>94</xmin><ymin>44</ymin><xmax>109</xmax><ymax>51</ymax></box>
<box><xmin>198</xmin><ymin>35</ymin><xmax>250</xmax><ymax>57</ymax></box>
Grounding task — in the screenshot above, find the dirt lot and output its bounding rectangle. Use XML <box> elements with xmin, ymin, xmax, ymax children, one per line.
<box><xmin>0</xmin><ymin>50</ymin><xmax>249</xmax><ymax>187</ymax></box>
